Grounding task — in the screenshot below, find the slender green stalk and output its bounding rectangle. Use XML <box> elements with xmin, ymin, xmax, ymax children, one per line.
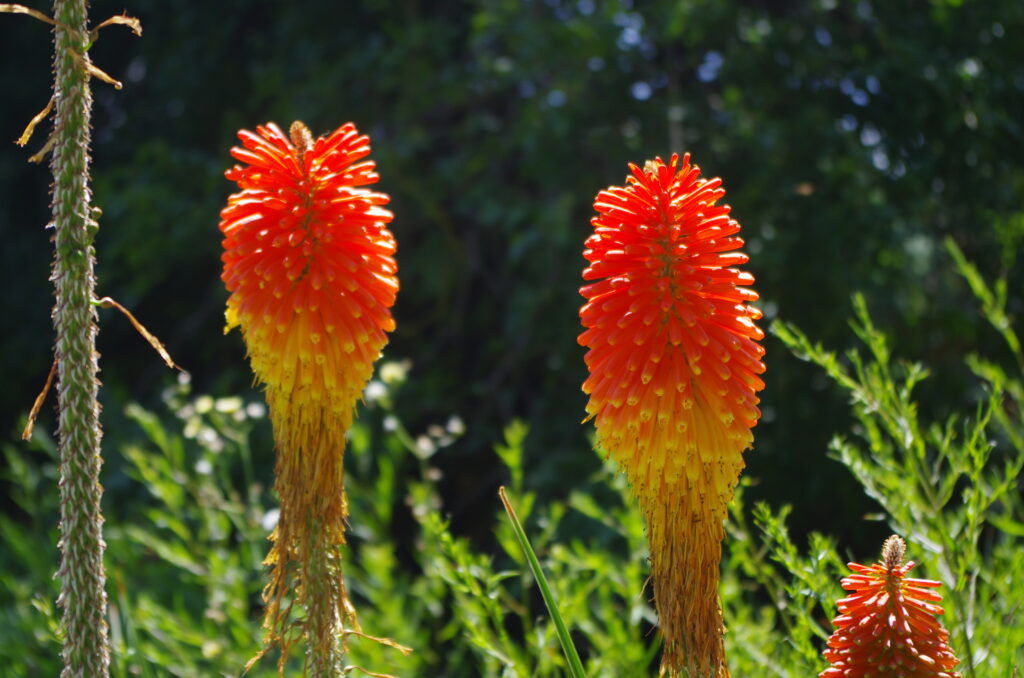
<box><xmin>498</xmin><ymin>487</ymin><xmax>586</xmax><ymax>678</ymax></box>
<box><xmin>50</xmin><ymin>0</ymin><xmax>111</xmax><ymax>675</ymax></box>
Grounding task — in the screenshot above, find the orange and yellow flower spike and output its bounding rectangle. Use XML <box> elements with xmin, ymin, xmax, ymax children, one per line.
<box><xmin>220</xmin><ymin>121</ymin><xmax>398</xmax><ymax>675</ymax></box>
<box><xmin>579</xmin><ymin>154</ymin><xmax>765</xmax><ymax>677</ymax></box>
<box><xmin>821</xmin><ymin>535</ymin><xmax>962</xmax><ymax>678</ymax></box>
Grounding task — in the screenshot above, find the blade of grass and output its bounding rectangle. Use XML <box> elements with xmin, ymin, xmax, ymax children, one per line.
<box><xmin>498</xmin><ymin>486</ymin><xmax>587</xmax><ymax>678</ymax></box>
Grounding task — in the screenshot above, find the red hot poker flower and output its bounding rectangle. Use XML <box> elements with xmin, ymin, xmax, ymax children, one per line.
<box><xmin>821</xmin><ymin>535</ymin><xmax>962</xmax><ymax>678</ymax></box>
<box><xmin>220</xmin><ymin>121</ymin><xmax>398</xmax><ymax>674</ymax></box>
<box><xmin>579</xmin><ymin>154</ymin><xmax>765</xmax><ymax>677</ymax></box>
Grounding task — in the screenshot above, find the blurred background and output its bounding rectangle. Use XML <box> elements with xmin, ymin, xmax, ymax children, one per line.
<box><xmin>2</xmin><ymin>0</ymin><xmax>1023</xmax><ymax>622</ymax></box>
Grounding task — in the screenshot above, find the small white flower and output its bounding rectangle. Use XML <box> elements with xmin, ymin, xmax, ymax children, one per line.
<box><xmin>415</xmin><ymin>435</ymin><xmax>437</xmax><ymax>458</ymax></box>
<box><xmin>446</xmin><ymin>415</ymin><xmax>466</xmax><ymax>436</ymax></box>
<box><xmin>364</xmin><ymin>380</ymin><xmax>387</xmax><ymax>402</ymax></box>
<box><xmin>198</xmin><ymin>427</ymin><xmax>223</xmax><ymax>453</ymax></box>
<box><xmin>261</xmin><ymin>508</ymin><xmax>280</xmax><ymax>532</ymax></box>
<box><xmin>379</xmin><ymin>360</ymin><xmax>410</xmax><ymax>385</ymax></box>
<box><xmin>194</xmin><ymin>395</ymin><xmax>214</xmax><ymax>414</ymax></box>
<box><xmin>214</xmin><ymin>396</ymin><xmax>243</xmax><ymax>413</ymax></box>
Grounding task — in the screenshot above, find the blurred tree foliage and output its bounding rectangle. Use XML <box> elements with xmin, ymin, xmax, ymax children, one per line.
<box><xmin>2</xmin><ymin>0</ymin><xmax>1023</xmax><ymax>551</ymax></box>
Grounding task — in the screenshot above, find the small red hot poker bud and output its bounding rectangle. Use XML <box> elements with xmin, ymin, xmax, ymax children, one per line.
<box><xmin>821</xmin><ymin>535</ymin><xmax>962</xmax><ymax>678</ymax></box>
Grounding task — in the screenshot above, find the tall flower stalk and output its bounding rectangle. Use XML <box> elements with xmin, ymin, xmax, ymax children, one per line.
<box><xmin>220</xmin><ymin>121</ymin><xmax>398</xmax><ymax>676</ymax></box>
<box><xmin>579</xmin><ymin>154</ymin><xmax>765</xmax><ymax>677</ymax></box>
<box><xmin>49</xmin><ymin>0</ymin><xmax>111</xmax><ymax>675</ymax></box>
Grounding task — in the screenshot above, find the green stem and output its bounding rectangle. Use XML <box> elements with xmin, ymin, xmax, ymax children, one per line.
<box><xmin>50</xmin><ymin>0</ymin><xmax>111</xmax><ymax>675</ymax></box>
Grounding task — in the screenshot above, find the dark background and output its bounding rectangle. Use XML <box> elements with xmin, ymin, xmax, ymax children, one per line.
<box><xmin>2</xmin><ymin>0</ymin><xmax>1022</xmax><ymax>554</ymax></box>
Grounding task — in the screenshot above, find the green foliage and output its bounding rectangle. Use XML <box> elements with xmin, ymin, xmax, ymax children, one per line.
<box><xmin>5</xmin><ymin>0</ymin><xmax>1024</xmax><ymax>550</ymax></box>
<box><xmin>771</xmin><ymin>256</ymin><xmax>1024</xmax><ymax>675</ymax></box>
<box><xmin>3</xmin><ymin>244</ymin><xmax>1021</xmax><ymax>676</ymax></box>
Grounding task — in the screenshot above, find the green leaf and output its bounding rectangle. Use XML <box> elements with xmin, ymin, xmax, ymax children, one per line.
<box><xmin>498</xmin><ymin>487</ymin><xmax>586</xmax><ymax>678</ymax></box>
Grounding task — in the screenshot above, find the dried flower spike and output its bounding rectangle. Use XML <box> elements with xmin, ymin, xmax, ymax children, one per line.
<box><xmin>47</xmin><ymin>0</ymin><xmax>112</xmax><ymax>675</ymax></box>
<box><xmin>579</xmin><ymin>154</ymin><xmax>765</xmax><ymax>677</ymax></box>
<box><xmin>220</xmin><ymin>121</ymin><xmax>397</xmax><ymax>675</ymax></box>
<box><xmin>821</xmin><ymin>535</ymin><xmax>962</xmax><ymax>678</ymax></box>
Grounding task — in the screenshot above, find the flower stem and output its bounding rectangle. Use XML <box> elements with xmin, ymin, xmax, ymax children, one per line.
<box><xmin>49</xmin><ymin>0</ymin><xmax>111</xmax><ymax>675</ymax></box>
<box><xmin>303</xmin><ymin>515</ymin><xmax>347</xmax><ymax>678</ymax></box>
<box><xmin>259</xmin><ymin>403</ymin><xmax>356</xmax><ymax>676</ymax></box>
<box><xmin>641</xmin><ymin>489</ymin><xmax>730</xmax><ymax>678</ymax></box>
